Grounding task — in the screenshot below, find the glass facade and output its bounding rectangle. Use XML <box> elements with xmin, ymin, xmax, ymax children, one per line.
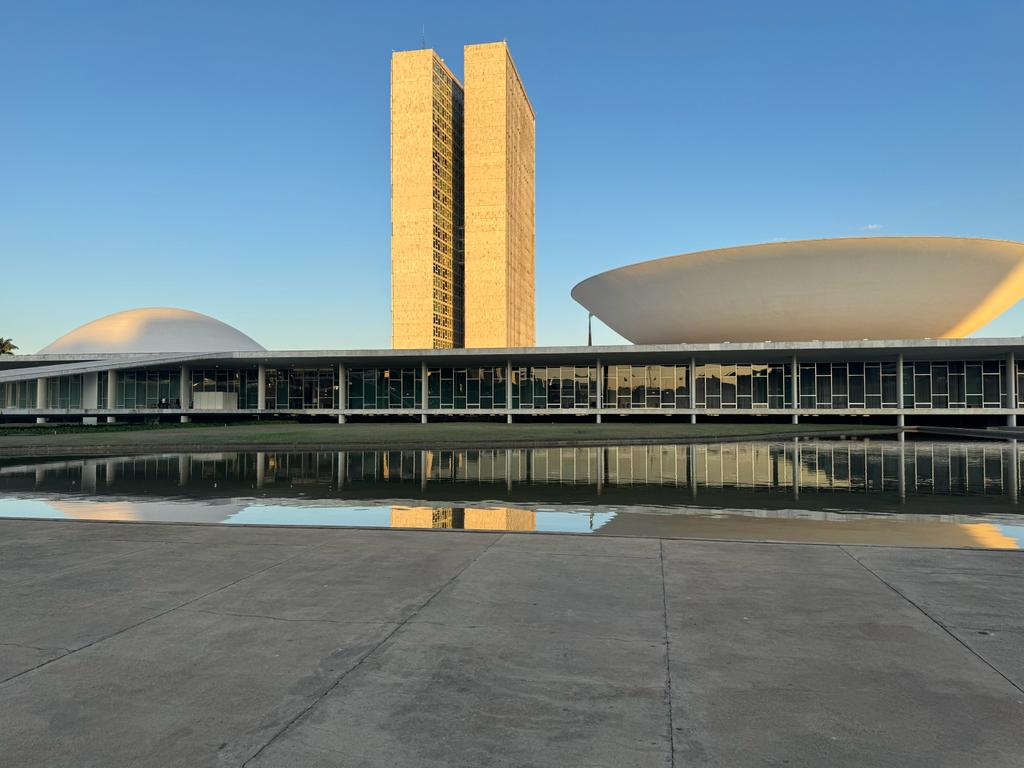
<box><xmin>5</xmin><ymin>356</ymin><xmax>1023</xmax><ymax>415</ymax></box>
<box><xmin>695</xmin><ymin>363</ymin><xmax>791</xmax><ymax>409</ymax></box>
<box><xmin>348</xmin><ymin>368</ymin><xmax>422</xmax><ymax>410</ymax></box>
<box><xmin>116</xmin><ymin>370</ymin><xmax>182</xmax><ymax>409</ymax></box>
<box><xmin>427</xmin><ymin>367</ymin><xmax>506</xmax><ymax>409</ymax></box>
<box><xmin>511</xmin><ymin>366</ymin><xmax>597</xmax><ymax>409</ymax></box>
<box><xmin>603</xmin><ymin>364</ymin><xmax>690</xmax><ymax>409</ymax></box>
<box><xmin>189</xmin><ymin>369</ymin><xmax>258</xmax><ymax>409</ymax></box>
<box><xmin>264</xmin><ymin>368</ymin><xmax>337</xmax><ymax>410</ymax></box>
<box><xmin>0</xmin><ymin>380</ymin><xmax>37</xmax><ymax>408</ymax></box>
<box><xmin>797</xmin><ymin>362</ymin><xmax>898</xmax><ymax>409</ymax></box>
<box><xmin>904</xmin><ymin>360</ymin><xmax>1005</xmax><ymax>409</ymax></box>
<box><xmin>46</xmin><ymin>375</ymin><xmax>83</xmax><ymax>409</ymax></box>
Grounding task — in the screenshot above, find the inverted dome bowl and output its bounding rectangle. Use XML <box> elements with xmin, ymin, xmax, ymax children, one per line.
<box><xmin>571</xmin><ymin>237</ymin><xmax>1024</xmax><ymax>344</ymax></box>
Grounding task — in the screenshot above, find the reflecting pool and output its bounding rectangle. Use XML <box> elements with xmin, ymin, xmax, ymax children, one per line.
<box><xmin>1</xmin><ymin>439</ymin><xmax>1023</xmax><ymax>547</ymax></box>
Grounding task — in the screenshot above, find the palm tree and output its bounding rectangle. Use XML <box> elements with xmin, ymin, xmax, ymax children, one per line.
<box><xmin>0</xmin><ymin>338</ymin><xmax>18</xmax><ymax>355</ymax></box>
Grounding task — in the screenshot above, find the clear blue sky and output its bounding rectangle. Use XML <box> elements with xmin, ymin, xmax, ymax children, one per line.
<box><xmin>3</xmin><ymin>1</ymin><xmax>1022</xmax><ymax>353</ymax></box>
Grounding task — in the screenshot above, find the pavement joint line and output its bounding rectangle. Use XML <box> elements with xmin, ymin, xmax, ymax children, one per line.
<box><xmin>0</xmin><ymin>539</ymin><xmax>331</xmax><ymax>688</ymax></box>
<box><xmin>659</xmin><ymin>539</ymin><xmax>676</xmax><ymax>768</ymax></box>
<box><xmin>239</xmin><ymin>533</ymin><xmax>506</xmax><ymax>767</ymax></box>
<box><xmin>0</xmin><ymin>641</ymin><xmax>72</xmax><ymax>654</ymax></box>
<box><xmin>839</xmin><ymin>545</ymin><xmax>1024</xmax><ymax>697</ymax></box>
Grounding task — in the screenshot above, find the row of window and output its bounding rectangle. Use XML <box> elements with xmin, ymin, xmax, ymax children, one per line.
<box><xmin>3</xmin><ymin>360</ymin><xmax>1023</xmax><ymax>411</ymax></box>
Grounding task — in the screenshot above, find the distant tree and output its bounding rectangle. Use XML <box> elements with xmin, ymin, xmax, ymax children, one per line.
<box><xmin>0</xmin><ymin>338</ymin><xmax>18</xmax><ymax>355</ymax></box>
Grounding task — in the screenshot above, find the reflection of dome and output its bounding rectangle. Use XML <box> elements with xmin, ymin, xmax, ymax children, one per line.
<box><xmin>572</xmin><ymin>237</ymin><xmax>1024</xmax><ymax>344</ymax></box>
<box><xmin>46</xmin><ymin>499</ymin><xmax>246</xmax><ymax>524</ymax></box>
<box><xmin>40</xmin><ymin>308</ymin><xmax>265</xmax><ymax>354</ymax></box>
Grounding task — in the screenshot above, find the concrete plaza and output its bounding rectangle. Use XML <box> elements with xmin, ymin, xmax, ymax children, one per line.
<box><xmin>1</xmin><ymin>519</ymin><xmax>1022</xmax><ymax>767</ymax></box>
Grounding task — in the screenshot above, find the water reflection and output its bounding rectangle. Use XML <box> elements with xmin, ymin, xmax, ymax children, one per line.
<box><xmin>1</xmin><ymin>440</ymin><xmax>1023</xmax><ymax>547</ymax></box>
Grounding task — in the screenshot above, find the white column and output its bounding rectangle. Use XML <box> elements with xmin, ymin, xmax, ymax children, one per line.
<box><xmin>257</xmin><ymin>364</ymin><xmax>267</xmax><ymax>413</ymax></box>
<box><xmin>689</xmin><ymin>357</ymin><xmax>697</xmax><ymax>422</ymax></box>
<box><xmin>107</xmin><ymin>369</ymin><xmax>118</xmax><ymax>423</ymax></box>
<box><xmin>337</xmin><ymin>364</ymin><xmax>347</xmax><ymax>424</ymax></box>
<box><xmin>35</xmin><ymin>377</ymin><xmax>47</xmax><ymax>423</ymax></box>
<box><xmin>595</xmin><ymin>358</ymin><xmax>603</xmax><ymax>424</ymax></box>
<box><xmin>1008</xmin><ymin>352</ymin><xmax>1017</xmax><ymax>427</ymax></box>
<box><xmin>791</xmin><ymin>354</ymin><xmax>799</xmax><ymax>423</ymax></box>
<box><xmin>82</xmin><ymin>372</ymin><xmax>98</xmax><ymax>425</ymax></box>
<box><xmin>179</xmin><ymin>365</ymin><xmax>190</xmax><ymax>423</ymax></box>
<box><xmin>420</xmin><ymin>360</ymin><xmax>428</xmax><ymax>424</ymax></box>
<box><xmin>896</xmin><ymin>353</ymin><xmax>905</xmax><ymax>429</ymax></box>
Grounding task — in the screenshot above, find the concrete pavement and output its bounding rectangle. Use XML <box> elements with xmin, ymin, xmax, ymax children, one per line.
<box><xmin>0</xmin><ymin>519</ymin><xmax>1022</xmax><ymax>767</ymax></box>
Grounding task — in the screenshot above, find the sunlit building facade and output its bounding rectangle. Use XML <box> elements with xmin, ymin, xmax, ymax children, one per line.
<box><xmin>390</xmin><ymin>42</ymin><xmax>535</xmax><ymax>350</ymax></box>
<box><xmin>464</xmin><ymin>42</ymin><xmax>536</xmax><ymax>348</ymax></box>
<box><xmin>391</xmin><ymin>49</ymin><xmax>465</xmax><ymax>349</ymax></box>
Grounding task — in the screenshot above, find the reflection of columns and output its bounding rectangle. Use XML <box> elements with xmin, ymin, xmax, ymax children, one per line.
<box><xmin>506</xmin><ymin>360</ymin><xmax>514</xmax><ymax>423</ymax></box>
<box><xmin>107</xmin><ymin>369</ymin><xmax>118</xmax><ymax>423</ymax></box>
<box><xmin>35</xmin><ymin>377</ymin><xmax>46</xmax><ymax>423</ymax></box>
<box><xmin>596</xmin><ymin>447</ymin><xmax>604</xmax><ymax>495</ymax></box>
<box><xmin>35</xmin><ymin>467</ymin><xmax>45</xmax><ymax>486</ymax></box>
<box><xmin>420</xmin><ymin>450</ymin><xmax>427</xmax><ymax>491</ymax></box>
<box><xmin>688</xmin><ymin>444</ymin><xmax>698</xmax><ymax>498</ymax></box>
<box><xmin>106</xmin><ymin>459</ymin><xmax>117</xmax><ymax>486</ymax></box>
<box><xmin>898</xmin><ymin>439</ymin><xmax>906</xmax><ymax>503</ymax></box>
<box><xmin>255</xmin><ymin>451</ymin><xmax>265</xmax><ymax>489</ymax></box>
<box><xmin>179</xmin><ymin>365</ymin><xmax>191</xmax><ymax>423</ymax></box>
<box><xmin>81</xmin><ymin>462</ymin><xmax>97</xmax><ymax>494</ymax></box>
<box><xmin>337</xmin><ymin>451</ymin><xmax>347</xmax><ymax>488</ymax></box>
<box><xmin>257</xmin><ymin>364</ymin><xmax>267</xmax><ymax>412</ymax></box>
<box><xmin>595</xmin><ymin>358</ymin><xmax>603</xmax><ymax>424</ymax></box>
<box><xmin>1010</xmin><ymin>441</ymin><xmax>1019</xmax><ymax>504</ymax></box>
<box><xmin>337</xmin><ymin>364</ymin><xmax>346</xmax><ymax>423</ymax></box>
<box><xmin>420</xmin><ymin>360</ymin><xmax>428</xmax><ymax>424</ymax></box>
<box><xmin>793</xmin><ymin>438</ymin><xmax>800</xmax><ymax>502</ymax></box>
<box><xmin>178</xmin><ymin>454</ymin><xmax>190</xmax><ymax>487</ymax></box>
<box><xmin>1007</xmin><ymin>352</ymin><xmax>1017</xmax><ymax>427</ymax></box>
<box><xmin>82</xmin><ymin>372</ymin><xmax>98</xmax><ymax>425</ymax></box>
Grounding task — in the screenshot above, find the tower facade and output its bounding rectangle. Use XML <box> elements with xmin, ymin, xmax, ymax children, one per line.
<box><xmin>464</xmin><ymin>42</ymin><xmax>536</xmax><ymax>348</ymax></box>
<box><xmin>390</xmin><ymin>42</ymin><xmax>534</xmax><ymax>350</ymax></box>
<box><xmin>390</xmin><ymin>49</ymin><xmax>464</xmax><ymax>349</ymax></box>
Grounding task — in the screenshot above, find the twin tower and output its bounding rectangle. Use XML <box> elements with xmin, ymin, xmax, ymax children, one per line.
<box><xmin>391</xmin><ymin>42</ymin><xmax>535</xmax><ymax>349</ymax></box>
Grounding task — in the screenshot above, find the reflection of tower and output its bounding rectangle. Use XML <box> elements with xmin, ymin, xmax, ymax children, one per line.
<box><xmin>390</xmin><ymin>506</ymin><xmax>534</xmax><ymax>531</ymax></box>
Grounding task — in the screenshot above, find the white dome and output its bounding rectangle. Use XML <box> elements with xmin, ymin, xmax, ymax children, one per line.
<box><xmin>40</xmin><ymin>308</ymin><xmax>265</xmax><ymax>354</ymax></box>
